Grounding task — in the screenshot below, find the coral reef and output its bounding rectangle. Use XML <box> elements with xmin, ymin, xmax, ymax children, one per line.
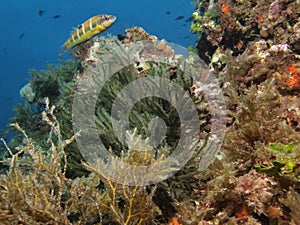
<box><xmin>172</xmin><ymin>0</ymin><xmax>300</xmax><ymax>224</ymax></box>
<box><xmin>0</xmin><ymin>27</ymin><xmax>216</xmax><ymax>224</ymax></box>
<box><xmin>1</xmin><ymin>0</ymin><xmax>300</xmax><ymax>222</ymax></box>
<box><xmin>191</xmin><ymin>0</ymin><xmax>300</xmax><ymax>60</ymax></box>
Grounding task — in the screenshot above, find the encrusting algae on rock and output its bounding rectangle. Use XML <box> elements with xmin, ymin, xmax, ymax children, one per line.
<box><xmin>179</xmin><ymin>0</ymin><xmax>300</xmax><ymax>224</ymax></box>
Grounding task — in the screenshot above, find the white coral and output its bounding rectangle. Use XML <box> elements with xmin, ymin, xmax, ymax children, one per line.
<box><xmin>19</xmin><ymin>83</ymin><xmax>35</xmax><ymax>103</ymax></box>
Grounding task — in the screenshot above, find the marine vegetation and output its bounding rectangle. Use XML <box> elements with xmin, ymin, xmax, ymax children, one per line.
<box><xmin>1</xmin><ymin>0</ymin><xmax>300</xmax><ymax>223</ymax></box>
<box><xmin>0</xmin><ymin>103</ymin><xmax>157</xmax><ymax>225</ymax></box>
<box><xmin>0</xmin><ymin>27</ymin><xmax>220</xmax><ymax>224</ymax></box>
<box><xmin>178</xmin><ymin>0</ymin><xmax>300</xmax><ymax>224</ymax></box>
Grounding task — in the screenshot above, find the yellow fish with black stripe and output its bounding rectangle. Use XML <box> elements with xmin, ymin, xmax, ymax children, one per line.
<box><xmin>61</xmin><ymin>14</ymin><xmax>117</xmax><ymax>52</ymax></box>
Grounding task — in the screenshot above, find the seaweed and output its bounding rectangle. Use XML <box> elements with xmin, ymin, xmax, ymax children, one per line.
<box><xmin>223</xmin><ymin>79</ymin><xmax>298</xmax><ymax>161</ymax></box>
<box><xmin>2</xmin><ymin>11</ymin><xmax>300</xmax><ymax>222</ymax></box>
<box><xmin>1</xmin><ymin>31</ymin><xmax>218</xmax><ymax>224</ymax></box>
<box><xmin>280</xmin><ymin>188</ymin><xmax>300</xmax><ymax>224</ymax></box>
<box><xmin>0</xmin><ymin>99</ymin><xmax>158</xmax><ymax>225</ymax></box>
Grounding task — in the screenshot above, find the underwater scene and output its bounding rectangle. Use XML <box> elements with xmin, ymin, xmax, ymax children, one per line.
<box><xmin>0</xmin><ymin>0</ymin><xmax>300</xmax><ymax>224</ymax></box>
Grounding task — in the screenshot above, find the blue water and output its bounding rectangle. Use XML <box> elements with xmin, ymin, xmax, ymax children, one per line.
<box><xmin>0</xmin><ymin>0</ymin><xmax>196</xmax><ymax>131</ymax></box>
